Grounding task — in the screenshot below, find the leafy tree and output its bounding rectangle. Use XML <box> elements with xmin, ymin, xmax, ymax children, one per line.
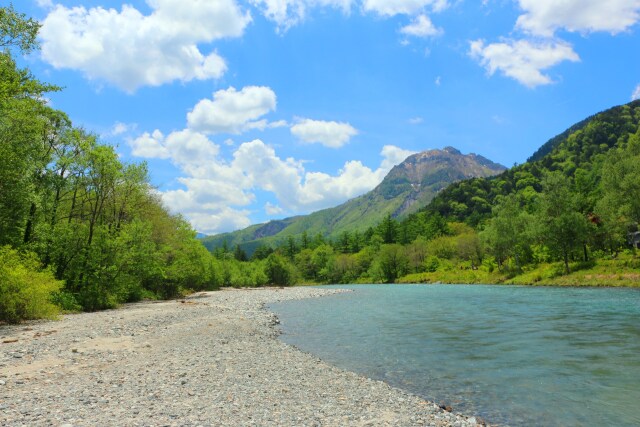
<box><xmin>265</xmin><ymin>253</ymin><xmax>294</xmax><ymax>286</ymax></box>
<box><xmin>481</xmin><ymin>194</ymin><xmax>534</xmax><ymax>271</ymax></box>
<box><xmin>406</xmin><ymin>236</ymin><xmax>428</xmax><ymax>273</ymax></box>
<box><xmin>378</xmin><ymin>214</ymin><xmax>398</xmax><ymax>244</ymax></box>
<box><xmin>0</xmin><ymin>4</ymin><xmax>41</xmax><ymax>53</ymax></box>
<box><xmin>373</xmin><ymin>244</ymin><xmax>409</xmax><ymax>283</ymax></box>
<box><xmin>234</xmin><ymin>245</ymin><xmax>248</xmax><ymax>261</ymax></box>
<box><xmin>597</xmin><ymin>133</ymin><xmax>640</xmax><ymax>241</ymax></box>
<box><xmin>456</xmin><ymin>232</ymin><xmax>483</xmax><ymax>269</ymax></box>
<box><xmin>535</xmin><ymin>172</ymin><xmax>590</xmax><ymax>274</ymax></box>
<box><xmin>252</xmin><ymin>244</ymin><xmax>273</xmax><ymax>260</ymax></box>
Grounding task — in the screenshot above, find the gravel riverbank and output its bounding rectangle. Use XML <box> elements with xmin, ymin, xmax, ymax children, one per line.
<box><xmin>1</xmin><ymin>287</ymin><xmax>484</xmax><ymax>426</ymax></box>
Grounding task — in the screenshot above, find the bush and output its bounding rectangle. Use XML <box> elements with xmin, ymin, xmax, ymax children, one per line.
<box><xmin>50</xmin><ymin>291</ymin><xmax>82</xmax><ymax>312</ymax></box>
<box><xmin>265</xmin><ymin>253</ymin><xmax>295</xmax><ymax>286</ymax></box>
<box><xmin>424</xmin><ymin>256</ymin><xmax>440</xmax><ymax>272</ymax></box>
<box><xmin>0</xmin><ymin>246</ymin><xmax>63</xmax><ymax>323</ymax></box>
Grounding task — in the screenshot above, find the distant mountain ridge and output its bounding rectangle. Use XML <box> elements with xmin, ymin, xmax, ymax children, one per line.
<box><xmin>201</xmin><ymin>147</ymin><xmax>506</xmax><ymax>253</ymax></box>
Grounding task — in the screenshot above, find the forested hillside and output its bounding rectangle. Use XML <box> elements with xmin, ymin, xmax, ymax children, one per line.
<box><xmin>424</xmin><ymin>101</ymin><xmax>640</xmax><ymax>227</ymax></box>
<box><xmin>387</xmin><ymin>100</ymin><xmax>640</xmax><ymax>281</ymax></box>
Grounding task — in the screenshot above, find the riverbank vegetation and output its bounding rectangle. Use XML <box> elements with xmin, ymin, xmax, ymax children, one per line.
<box><xmin>0</xmin><ymin>6</ymin><xmax>222</xmax><ymax>322</ymax></box>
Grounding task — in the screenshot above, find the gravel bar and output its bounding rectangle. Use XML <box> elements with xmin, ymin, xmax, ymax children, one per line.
<box><xmin>1</xmin><ymin>287</ymin><xmax>485</xmax><ymax>426</ymax></box>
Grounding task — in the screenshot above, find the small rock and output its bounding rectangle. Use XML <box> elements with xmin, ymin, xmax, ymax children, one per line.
<box><xmin>438</xmin><ymin>403</ymin><xmax>453</xmax><ymax>412</ymax></box>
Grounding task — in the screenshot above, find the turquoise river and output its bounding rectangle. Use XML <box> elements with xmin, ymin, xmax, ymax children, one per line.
<box><xmin>269</xmin><ymin>285</ymin><xmax>640</xmax><ymax>426</ymax></box>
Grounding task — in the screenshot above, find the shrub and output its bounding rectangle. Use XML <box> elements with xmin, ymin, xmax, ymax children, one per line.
<box><xmin>50</xmin><ymin>291</ymin><xmax>82</xmax><ymax>312</ymax></box>
<box><xmin>424</xmin><ymin>256</ymin><xmax>440</xmax><ymax>272</ymax></box>
<box><xmin>0</xmin><ymin>246</ymin><xmax>63</xmax><ymax>323</ymax></box>
<box><xmin>265</xmin><ymin>253</ymin><xmax>295</xmax><ymax>286</ymax></box>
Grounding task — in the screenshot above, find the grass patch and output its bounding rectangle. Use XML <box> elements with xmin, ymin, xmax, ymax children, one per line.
<box><xmin>397</xmin><ymin>254</ymin><xmax>640</xmax><ymax>287</ymax></box>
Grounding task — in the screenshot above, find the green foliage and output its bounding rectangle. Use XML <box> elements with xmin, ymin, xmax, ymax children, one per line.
<box><xmin>426</xmin><ymin>101</ymin><xmax>640</xmax><ymax>227</ymax></box>
<box><xmin>0</xmin><ymin>4</ymin><xmax>41</xmax><ymax>54</ymax></box>
<box><xmin>371</xmin><ymin>244</ymin><xmax>410</xmax><ymax>283</ymax></box>
<box><xmin>265</xmin><ymin>253</ymin><xmax>295</xmax><ymax>286</ymax></box>
<box><xmin>0</xmin><ymin>246</ymin><xmax>62</xmax><ymax>323</ymax></box>
<box><xmin>535</xmin><ymin>172</ymin><xmax>591</xmax><ymax>274</ymax></box>
<box><xmin>0</xmin><ymin>8</ymin><xmax>250</xmax><ymax>319</ymax></box>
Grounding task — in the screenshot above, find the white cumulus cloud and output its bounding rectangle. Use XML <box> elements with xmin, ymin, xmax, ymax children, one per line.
<box><xmin>516</xmin><ymin>0</ymin><xmax>640</xmax><ymax>37</ymax></box>
<box><xmin>251</xmin><ymin>0</ymin><xmax>353</xmax><ymax>31</ymax></box>
<box><xmin>129</xmin><ymin>130</ymin><xmax>170</xmax><ymax>159</ymax></box>
<box><xmin>36</xmin><ymin>0</ymin><xmax>53</xmax><ymax>9</ymax></box>
<box><xmin>187</xmin><ymin>86</ymin><xmax>277</xmax><ymax>134</ymax></box>
<box><xmin>39</xmin><ymin>0</ymin><xmax>251</xmax><ymax>92</ymax></box>
<box><xmin>265</xmin><ymin>202</ymin><xmax>285</xmax><ymax>215</ymax></box>
<box><xmin>108</xmin><ymin>121</ymin><xmax>137</xmax><ymax>137</ymax></box>
<box><xmin>632</xmin><ymin>84</ymin><xmax>640</xmax><ymax>101</ymax></box>
<box><xmin>400</xmin><ymin>14</ymin><xmax>442</xmax><ymax>37</ymax></box>
<box><xmin>129</xmin><ymin>126</ymin><xmax>414</xmax><ymax>233</ymax></box>
<box><xmin>232</xmin><ymin>140</ymin><xmax>415</xmax><ymax>212</ymax></box>
<box><xmin>363</xmin><ymin>0</ymin><xmax>448</xmax><ymax>16</ymax></box>
<box><xmin>290</xmin><ymin>118</ymin><xmax>358</xmax><ymax>148</ymax></box>
<box><xmin>469</xmin><ymin>39</ymin><xmax>580</xmax><ymax>88</ymax></box>
<box><xmin>379</xmin><ymin>145</ymin><xmax>416</xmax><ymax>171</ymax></box>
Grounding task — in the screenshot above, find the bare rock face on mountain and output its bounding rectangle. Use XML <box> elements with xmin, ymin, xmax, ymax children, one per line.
<box><xmin>374</xmin><ymin>147</ymin><xmax>506</xmax><ymax>217</ymax></box>
<box><xmin>201</xmin><ymin>147</ymin><xmax>505</xmax><ymax>252</ymax></box>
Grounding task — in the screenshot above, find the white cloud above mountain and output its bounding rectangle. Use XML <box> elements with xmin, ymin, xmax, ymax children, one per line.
<box><xmin>400</xmin><ymin>14</ymin><xmax>442</xmax><ymax>37</ymax></box>
<box><xmin>250</xmin><ymin>0</ymin><xmax>352</xmax><ymax>31</ymax></box>
<box><xmin>362</xmin><ymin>0</ymin><xmax>448</xmax><ymax>16</ymax></box>
<box><xmin>126</xmin><ymin>83</ymin><xmax>395</xmax><ymax>233</ymax></box>
<box><xmin>469</xmin><ymin>39</ymin><xmax>580</xmax><ymax>88</ymax></box>
<box><xmin>130</xmin><ymin>127</ymin><xmax>414</xmax><ymax>234</ymax></box>
<box><xmin>39</xmin><ymin>0</ymin><xmax>251</xmax><ymax>92</ymax></box>
<box><xmin>290</xmin><ymin>118</ymin><xmax>358</xmax><ymax>148</ymax></box>
<box><xmin>187</xmin><ymin>86</ymin><xmax>278</xmax><ymax>134</ymax></box>
<box><xmin>633</xmin><ymin>84</ymin><xmax>640</xmax><ymax>101</ymax></box>
<box><xmin>467</xmin><ymin>1</ymin><xmax>639</xmax><ymax>88</ymax></box>
<box><xmin>515</xmin><ymin>0</ymin><xmax>640</xmax><ymax>37</ymax></box>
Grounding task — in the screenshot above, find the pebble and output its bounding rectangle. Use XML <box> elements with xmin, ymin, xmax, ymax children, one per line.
<box><xmin>0</xmin><ymin>288</ymin><xmax>484</xmax><ymax>426</ymax></box>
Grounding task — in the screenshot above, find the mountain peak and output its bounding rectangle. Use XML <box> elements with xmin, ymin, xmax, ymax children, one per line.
<box><xmin>374</xmin><ymin>147</ymin><xmax>506</xmax><ymax>215</ymax></box>
<box><xmin>443</xmin><ymin>146</ymin><xmax>461</xmax><ymax>155</ymax></box>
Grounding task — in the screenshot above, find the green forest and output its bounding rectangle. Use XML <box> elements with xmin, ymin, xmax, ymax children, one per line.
<box><xmin>0</xmin><ymin>6</ymin><xmax>227</xmax><ymax>322</ymax></box>
<box><xmin>2</xmin><ymin>6</ymin><xmax>639</xmax><ymax>324</ymax></box>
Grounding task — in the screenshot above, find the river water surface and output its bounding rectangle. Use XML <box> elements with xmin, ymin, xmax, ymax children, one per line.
<box><xmin>269</xmin><ymin>284</ymin><xmax>640</xmax><ymax>426</ymax></box>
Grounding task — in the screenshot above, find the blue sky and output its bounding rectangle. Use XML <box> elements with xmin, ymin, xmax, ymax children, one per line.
<box><xmin>16</xmin><ymin>0</ymin><xmax>640</xmax><ymax>234</ymax></box>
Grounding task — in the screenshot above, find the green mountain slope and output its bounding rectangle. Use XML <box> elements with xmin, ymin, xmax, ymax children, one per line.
<box><xmin>201</xmin><ymin>147</ymin><xmax>505</xmax><ymax>252</ymax></box>
<box><xmin>423</xmin><ymin>100</ymin><xmax>640</xmax><ymax>225</ymax></box>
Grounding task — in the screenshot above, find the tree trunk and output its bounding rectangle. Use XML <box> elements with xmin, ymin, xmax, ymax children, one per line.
<box><xmin>23</xmin><ymin>202</ymin><xmax>37</xmax><ymax>244</ymax></box>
